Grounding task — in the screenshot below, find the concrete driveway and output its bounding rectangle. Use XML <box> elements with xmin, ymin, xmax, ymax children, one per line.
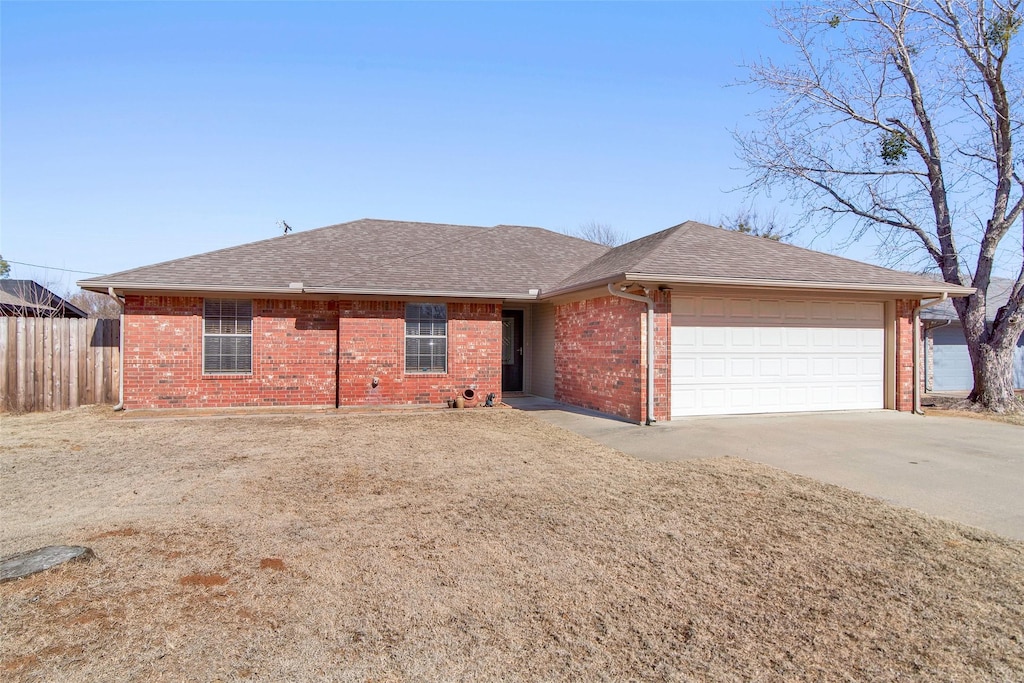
<box><xmin>507</xmin><ymin>397</ymin><xmax>1024</xmax><ymax>541</ymax></box>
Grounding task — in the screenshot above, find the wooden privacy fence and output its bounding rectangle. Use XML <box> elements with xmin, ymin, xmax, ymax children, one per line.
<box><xmin>0</xmin><ymin>317</ymin><xmax>120</xmax><ymax>412</ymax></box>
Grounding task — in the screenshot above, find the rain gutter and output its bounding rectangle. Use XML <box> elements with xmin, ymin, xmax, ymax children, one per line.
<box><xmin>540</xmin><ymin>274</ymin><xmax>975</xmax><ymax>300</ymax></box>
<box><xmin>78</xmin><ymin>281</ymin><xmax>541</xmax><ymax>301</ymax></box>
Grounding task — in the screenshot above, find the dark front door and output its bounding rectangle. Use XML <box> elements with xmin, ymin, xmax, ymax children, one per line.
<box><xmin>501</xmin><ymin>310</ymin><xmax>524</xmax><ymax>393</ymax></box>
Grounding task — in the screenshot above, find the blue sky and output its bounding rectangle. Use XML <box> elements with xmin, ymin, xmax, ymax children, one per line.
<box><xmin>2</xmin><ymin>1</ymin><xmax>874</xmax><ymax>291</ymax></box>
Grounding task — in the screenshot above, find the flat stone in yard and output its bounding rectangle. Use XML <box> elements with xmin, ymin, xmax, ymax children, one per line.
<box><xmin>0</xmin><ymin>545</ymin><xmax>94</xmax><ymax>583</ymax></box>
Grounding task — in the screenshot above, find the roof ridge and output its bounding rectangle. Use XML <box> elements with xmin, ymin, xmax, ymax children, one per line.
<box><xmin>493</xmin><ymin>224</ymin><xmax>612</xmax><ymax>250</ymax></box>
<box><xmin>627</xmin><ymin>222</ymin><xmax>699</xmax><ymax>272</ymax></box>
<box><xmin>360</xmin><ymin>217</ymin><xmax>494</xmax><ymax>230</ymax></box>
<box><xmin>315</xmin><ymin>221</ymin><xmax>490</xmax><ymax>289</ymax></box>
<box><xmin>552</xmin><ymin>222</ymin><xmax>683</xmax><ymax>291</ymax></box>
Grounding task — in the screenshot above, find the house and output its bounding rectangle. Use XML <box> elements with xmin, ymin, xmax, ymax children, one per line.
<box><xmin>77</xmin><ymin>219</ymin><xmax>972</xmax><ymax>422</ymax></box>
<box><xmin>0</xmin><ymin>280</ymin><xmax>87</xmax><ymax>318</ymax></box>
<box><xmin>921</xmin><ymin>277</ymin><xmax>1024</xmax><ymax>391</ymax></box>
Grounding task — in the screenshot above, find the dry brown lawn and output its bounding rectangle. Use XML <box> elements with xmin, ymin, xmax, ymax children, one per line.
<box><xmin>922</xmin><ymin>392</ymin><xmax>1024</xmax><ymax>426</ymax></box>
<box><xmin>1</xmin><ymin>407</ymin><xmax>1023</xmax><ymax>682</ymax></box>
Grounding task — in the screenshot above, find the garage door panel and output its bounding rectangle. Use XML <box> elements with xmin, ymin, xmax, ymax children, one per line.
<box><xmin>783</xmin><ymin>301</ymin><xmax>807</xmax><ymax>318</ymax></box>
<box><xmin>672</xmin><ymin>326</ymin><xmax>696</xmax><ymax>347</ymax></box>
<box><xmin>702</xmin><ymin>388</ymin><xmax>727</xmax><ymax>409</ymax></box>
<box><xmin>730</xmin><ymin>358</ymin><xmax>756</xmax><ymax>377</ymax></box>
<box><xmin>674</xmin><ymin>388</ymin><xmax>697</xmax><ymax>411</ymax></box>
<box><xmin>730</xmin><ymin>387</ymin><xmax>755</xmax><ymax>408</ymax></box>
<box><xmin>702</xmin><ymin>358</ymin><xmax>726</xmax><ymax>377</ymax></box>
<box><xmin>732</xmin><ymin>299</ymin><xmax>754</xmax><ymax>317</ymax></box>
<box><xmin>860</xmin><ymin>384</ymin><xmax>881</xmax><ymax>402</ymax></box>
<box><xmin>673</xmin><ymin>297</ymin><xmax>697</xmax><ymax>316</ymax></box>
<box><xmin>786</xmin><ymin>357</ymin><xmax>809</xmax><ymax>376</ymax></box>
<box><xmin>674</xmin><ymin>358</ymin><xmax>697</xmax><ymax>379</ymax></box>
<box><xmin>860</xmin><ymin>329</ymin><xmax>883</xmax><ymax>346</ymax></box>
<box><xmin>811</xmin><ymin>302</ymin><xmax>834</xmax><ymax>319</ymax></box>
<box><xmin>702</xmin><ymin>298</ymin><xmax>726</xmax><ymax>317</ymax></box>
<box><xmin>784</xmin><ymin>328</ymin><xmax>808</xmax><ymax>347</ymax></box>
<box><xmin>760</xmin><ymin>328</ymin><xmax>783</xmax><ymax>347</ymax></box>
<box><xmin>812</xmin><ymin>328</ymin><xmax>834</xmax><ymax>346</ymax></box>
<box><xmin>702</xmin><ymin>328</ymin><xmax>727</xmax><ymax>346</ymax></box>
<box><xmin>731</xmin><ymin>328</ymin><xmax>756</xmax><ymax>346</ymax></box>
<box><xmin>837</xmin><ymin>358</ymin><xmax>860</xmax><ymax>376</ymax></box>
<box><xmin>759</xmin><ymin>358</ymin><xmax>783</xmax><ymax>376</ymax></box>
<box><xmin>837</xmin><ymin>328</ymin><xmax>863</xmax><ymax>346</ymax></box>
<box><xmin>667</xmin><ymin>381</ymin><xmax>883</xmax><ymax>416</ymax></box>
<box><xmin>859</xmin><ymin>357</ymin><xmax>883</xmax><ymax>378</ymax></box>
<box><xmin>836</xmin><ymin>385</ymin><xmax>860</xmax><ymax>403</ymax></box>
<box><xmin>859</xmin><ymin>302</ymin><xmax>884</xmax><ymax>322</ymax></box>
<box><xmin>809</xmin><ymin>386</ymin><xmax>833</xmax><ymax>407</ymax></box>
<box><xmin>672</xmin><ymin>296</ymin><xmax>884</xmax><ymax>417</ymax></box>
<box><xmin>784</xmin><ymin>385</ymin><xmax>808</xmax><ymax>406</ymax></box>
<box><xmin>758</xmin><ymin>386</ymin><xmax>783</xmax><ymax>405</ymax></box>
<box><xmin>760</xmin><ymin>300</ymin><xmax>782</xmax><ymax>320</ymax></box>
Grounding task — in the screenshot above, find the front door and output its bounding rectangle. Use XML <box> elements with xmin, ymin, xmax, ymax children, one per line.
<box><xmin>501</xmin><ymin>310</ymin><xmax>524</xmax><ymax>393</ymax></box>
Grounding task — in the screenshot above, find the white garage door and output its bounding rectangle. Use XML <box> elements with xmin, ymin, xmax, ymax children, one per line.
<box><xmin>671</xmin><ymin>296</ymin><xmax>884</xmax><ymax>417</ymax></box>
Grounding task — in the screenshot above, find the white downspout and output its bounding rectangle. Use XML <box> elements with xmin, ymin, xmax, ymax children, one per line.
<box><xmin>108</xmin><ymin>287</ymin><xmax>125</xmax><ymax>411</ymax></box>
<box><xmin>913</xmin><ymin>293</ymin><xmax>948</xmax><ymax>415</ymax></box>
<box><xmin>607</xmin><ymin>283</ymin><xmax>656</xmax><ymax>425</ymax></box>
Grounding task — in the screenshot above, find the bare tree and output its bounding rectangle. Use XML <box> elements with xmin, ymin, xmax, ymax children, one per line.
<box><xmin>0</xmin><ymin>280</ymin><xmax>81</xmax><ymax>317</ymax></box>
<box><xmin>67</xmin><ymin>289</ymin><xmax>123</xmax><ymax>319</ymax></box>
<box><xmin>737</xmin><ymin>0</ymin><xmax>1024</xmax><ymax>412</ymax></box>
<box><xmin>574</xmin><ymin>220</ymin><xmax>629</xmax><ymax>247</ymax></box>
<box><xmin>720</xmin><ymin>207</ymin><xmax>796</xmax><ymax>242</ymax></box>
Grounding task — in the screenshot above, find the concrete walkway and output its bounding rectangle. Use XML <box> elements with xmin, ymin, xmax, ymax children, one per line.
<box><xmin>506</xmin><ymin>397</ymin><xmax>1024</xmax><ymax>541</ymax></box>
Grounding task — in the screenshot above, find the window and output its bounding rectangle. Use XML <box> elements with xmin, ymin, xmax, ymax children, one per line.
<box><xmin>203</xmin><ymin>299</ymin><xmax>252</xmax><ymax>374</ymax></box>
<box><xmin>405</xmin><ymin>303</ymin><xmax>447</xmax><ymax>373</ymax></box>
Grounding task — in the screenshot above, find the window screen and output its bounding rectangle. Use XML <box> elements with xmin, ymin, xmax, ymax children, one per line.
<box><xmin>203</xmin><ymin>299</ymin><xmax>253</xmax><ymax>374</ymax></box>
<box><xmin>405</xmin><ymin>303</ymin><xmax>447</xmax><ymax>373</ymax></box>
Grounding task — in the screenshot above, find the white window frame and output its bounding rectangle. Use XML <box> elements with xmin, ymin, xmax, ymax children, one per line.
<box><xmin>203</xmin><ymin>298</ymin><xmax>253</xmax><ymax>375</ymax></box>
<box><xmin>405</xmin><ymin>303</ymin><xmax>448</xmax><ymax>373</ymax></box>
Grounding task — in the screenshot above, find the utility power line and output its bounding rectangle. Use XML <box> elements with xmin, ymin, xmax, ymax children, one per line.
<box><xmin>5</xmin><ymin>260</ymin><xmax>105</xmax><ymax>276</ymax></box>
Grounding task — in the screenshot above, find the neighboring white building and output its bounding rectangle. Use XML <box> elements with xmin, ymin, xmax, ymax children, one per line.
<box><xmin>921</xmin><ymin>277</ymin><xmax>1024</xmax><ymax>391</ymax></box>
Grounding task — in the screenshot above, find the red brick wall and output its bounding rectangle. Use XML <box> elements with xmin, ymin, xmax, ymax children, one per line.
<box><xmin>337</xmin><ymin>300</ymin><xmax>501</xmax><ymax>406</ymax></box>
<box><xmin>895</xmin><ymin>298</ymin><xmax>918</xmax><ymax>412</ymax></box>
<box><xmin>555</xmin><ymin>293</ymin><xmax>666</xmax><ymax>423</ymax></box>
<box><xmin>650</xmin><ymin>289</ymin><xmax>672</xmax><ymax>422</ymax></box>
<box><xmin>122</xmin><ymin>296</ymin><xmax>501</xmax><ymax>410</ymax></box>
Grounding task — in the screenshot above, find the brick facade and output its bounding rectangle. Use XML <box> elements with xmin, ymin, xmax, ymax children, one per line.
<box><xmin>650</xmin><ymin>289</ymin><xmax>672</xmax><ymax>422</ymax></box>
<box><xmin>123</xmin><ymin>291</ymin><xmax>919</xmax><ymax>416</ymax></box>
<box><xmin>122</xmin><ymin>295</ymin><xmax>500</xmax><ymax>410</ymax></box>
<box><xmin>554</xmin><ymin>291</ymin><xmax>670</xmax><ymax>424</ymax></box>
<box><xmin>336</xmin><ymin>300</ymin><xmax>501</xmax><ymax>407</ymax></box>
<box><xmin>895</xmin><ymin>298</ymin><xmax>918</xmax><ymax>412</ymax></box>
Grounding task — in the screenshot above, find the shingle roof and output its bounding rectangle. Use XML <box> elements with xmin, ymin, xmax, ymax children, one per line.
<box><xmin>0</xmin><ymin>280</ymin><xmax>88</xmax><ymax>317</ymax></box>
<box><xmin>921</xmin><ymin>276</ymin><xmax>1018</xmax><ymax>321</ymax></box>
<box><xmin>78</xmin><ymin>218</ymin><xmax>972</xmax><ymax>299</ymax></box>
<box><xmin>78</xmin><ymin>219</ymin><xmax>609</xmax><ymax>299</ymax></box>
<box><xmin>551</xmin><ymin>221</ymin><xmax>973</xmax><ymax>295</ymax></box>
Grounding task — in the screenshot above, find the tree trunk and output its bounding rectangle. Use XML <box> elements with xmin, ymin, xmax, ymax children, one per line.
<box><xmin>967</xmin><ymin>337</ymin><xmax>1021</xmax><ymax>413</ymax></box>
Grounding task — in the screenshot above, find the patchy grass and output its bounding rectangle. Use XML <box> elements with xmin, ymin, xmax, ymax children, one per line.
<box><xmin>923</xmin><ymin>392</ymin><xmax>1024</xmax><ymax>426</ymax></box>
<box><xmin>1</xmin><ymin>407</ymin><xmax>1022</xmax><ymax>681</ymax></box>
